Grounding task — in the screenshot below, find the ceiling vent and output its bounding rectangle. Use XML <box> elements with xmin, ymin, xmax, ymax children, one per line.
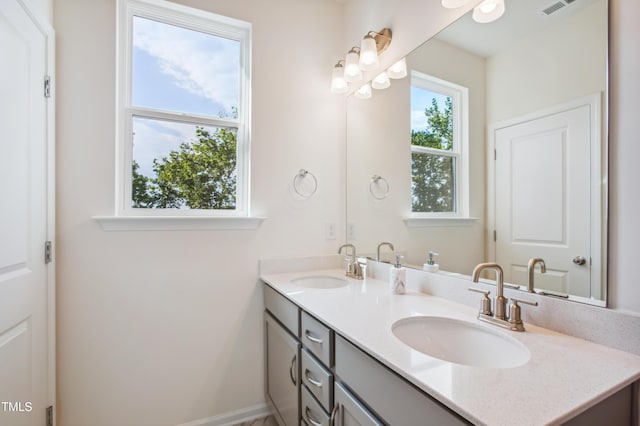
<box><xmin>542</xmin><ymin>0</ymin><xmax>577</xmax><ymax>16</ymax></box>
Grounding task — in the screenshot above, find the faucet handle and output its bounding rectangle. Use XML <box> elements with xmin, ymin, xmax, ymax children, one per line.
<box><xmin>468</xmin><ymin>287</ymin><xmax>492</xmax><ymax>316</ymax></box>
<box><xmin>510</xmin><ymin>297</ymin><xmax>538</xmax><ymax>307</ymax></box>
<box><xmin>508</xmin><ymin>297</ymin><xmax>538</xmax><ymax>331</ymax></box>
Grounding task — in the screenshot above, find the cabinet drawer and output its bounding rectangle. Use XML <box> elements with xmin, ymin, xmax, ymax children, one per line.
<box><xmin>335</xmin><ymin>335</ymin><xmax>469</xmax><ymax>426</ymax></box>
<box><xmin>301</xmin><ymin>311</ymin><xmax>333</xmax><ymax>366</ymax></box>
<box><xmin>264</xmin><ymin>284</ymin><xmax>299</xmax><ymax>337</ymax></box>
<box><xmin>301</xmin><ymin>348</ymin><xmax>333</xmax><ymax>411</ymax></box>
<box><xmin>302</xmin><ymin>385</ymin><xmax>330</xmax><ymax>426</ymax></box>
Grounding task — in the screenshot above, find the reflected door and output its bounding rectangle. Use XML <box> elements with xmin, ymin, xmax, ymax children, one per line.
<box><xmin>494</xmin><ymin>102</ymin><xmax>593</xmax><ymax>297</ymax></box>
<box><xmin>0</xmin><ymin>1</ymin><xmax>50</xmax><ymax>425</ymax></box>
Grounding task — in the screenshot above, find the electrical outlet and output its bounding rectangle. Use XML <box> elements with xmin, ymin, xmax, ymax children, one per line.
<box><xmin>325</xmin><ymin>222</ymin><xmax>337</xmax><ymax>240</ymax></box>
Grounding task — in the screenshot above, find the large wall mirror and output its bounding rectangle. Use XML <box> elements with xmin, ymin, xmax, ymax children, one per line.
<box><xmin>346</xmin><ymin>0</ymin><xmax>608</xmax><ymax>305</ymax></box>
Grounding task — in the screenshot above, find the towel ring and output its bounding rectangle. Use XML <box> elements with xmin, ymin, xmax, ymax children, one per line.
<box><xmin>370</xmin><ymin>175</ymin><xmax>390</xmax><ymax>200</ymax></box>
<box><xmin>293</xmin><ymin>169</ymin><xmax>318</xmax><ymax>198</ymax></box>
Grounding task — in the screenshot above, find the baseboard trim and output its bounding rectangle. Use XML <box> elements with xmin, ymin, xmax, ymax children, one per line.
<box><xmin>176</xmin><ymin>403</ymin><xmax>272</xmax><ymax>426</ymax></box>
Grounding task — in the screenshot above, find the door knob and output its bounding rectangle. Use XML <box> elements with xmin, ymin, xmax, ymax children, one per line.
<box><xmin>572</xmin><ymin>256</ymin><xmax>587</xmax><ymax>266</ymax></box>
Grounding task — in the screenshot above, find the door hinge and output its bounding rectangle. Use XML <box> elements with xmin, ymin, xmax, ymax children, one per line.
<box><xmin>44</xmin><ymin>241</ymin><xmax>52</xmax><ymax>264</ymax></box>
<box><xmin>44</xmin><ymin>75</ymin><xmax>51</xmax><ymax>98</ymax></box>
<box><xmin>493</xmin><ymin>230</ymin><xmax>497</xmax><ymax>242</ymax></box>
<box><xmin>46</xmin><ymin>405</ymin><xmax>53</xmax><ymax>426</ymax></box>
<box><xmin>494</xmin><ymin>149</ymin><xmax>497</xmax><ymax>160</ymax></box>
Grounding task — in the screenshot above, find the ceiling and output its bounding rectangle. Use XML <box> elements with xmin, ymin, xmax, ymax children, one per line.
<box><xmin>435</xmin><ymin>0</ymin><xmax>600</xmax><ymax>57</ymax></box>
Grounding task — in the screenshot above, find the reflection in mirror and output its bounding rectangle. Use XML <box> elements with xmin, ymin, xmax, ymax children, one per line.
<box><xmin>345</xmin><ymin>0</ymin><xmax>607</xmax><ymax>305</ymax></box>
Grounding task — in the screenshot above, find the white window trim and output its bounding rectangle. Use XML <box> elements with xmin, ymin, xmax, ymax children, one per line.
<box><xmin>94</xmin><ymin>215</ymin><xmax>264</xmax><ymax>231</ymax></box>
<box><xmin>408</xmin><ymin>70</ymin><xmax>470</xmax><ymax>220</ymax></box>
<box><xmin>96</xmin><ymin>0</ymin><xmax>260</xmax><ymax>230</ymax></box>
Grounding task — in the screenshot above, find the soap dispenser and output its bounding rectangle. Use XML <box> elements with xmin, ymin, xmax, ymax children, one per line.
<box><xmin>423</xmin><ymin>251</ymin><xmax>439</xmax><ymax>272</ymax></box>
<box><xmin>390</xmin><ymin>255</ymin><xmax>406</xmax><ymax>294</ymax></box>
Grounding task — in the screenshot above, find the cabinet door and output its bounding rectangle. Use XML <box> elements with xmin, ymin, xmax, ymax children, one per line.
<box><xmin>333</xmin><ymin>382</ymin><xmax>382</xmax><ymax>426</ymax></box>
<box><xmin>266</xmin><ymin>313</ymin><xmax>300</xmax><ymax>426</ymax></box>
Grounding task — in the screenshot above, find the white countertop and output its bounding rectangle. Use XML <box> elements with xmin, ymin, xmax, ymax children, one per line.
<box><xmin>261</xmin><ymin>268</ymin><xmax>640</xmax><ymax>426</ymax></box>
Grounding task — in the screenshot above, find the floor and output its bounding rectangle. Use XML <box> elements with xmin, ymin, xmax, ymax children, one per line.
<box><xmin>236</xmin><ymin>414</ymin><xmax>278</xmax><ymax>426</ymax></box>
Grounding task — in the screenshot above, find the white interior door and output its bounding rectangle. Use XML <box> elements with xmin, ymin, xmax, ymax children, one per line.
<box><xmin>494</xmin><ymin>102</ymin><xmax>592</xmax><ymax>297</ymax></box>
<box><xmin>0</xmin><ymin>1</ymin><xmax>53</xmax><ymax>425</ymax></box>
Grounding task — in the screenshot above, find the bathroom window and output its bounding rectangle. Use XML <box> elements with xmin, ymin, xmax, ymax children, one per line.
<box><xmin>410</xmin><ymin>71</ymin><xmax>468</xmax><ymax>216</ymax></box>
<box><xmin>116</xmin><ymin>0</ymin><xmax>251</xmax><ymax>217</ymax></box>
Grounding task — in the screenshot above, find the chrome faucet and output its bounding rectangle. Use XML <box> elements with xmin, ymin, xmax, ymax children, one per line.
<box><xmin>469</xmin><ymin>262</ymin><xmax>538</xmax><ymax>332</ymax></box>
<box><xmin>376</xmin><ymin>241</ymin><xmax>394</xmax><ymax>262</ymax></box>
<box><xmin>338</xmin><ymin>244</ymin><xmax>363</xmax><ymax>280</ymax></box>
<box><xmin>527</xmin><ymin>258</ymin><xmax>546</xmax><ymax>293</ymax></box>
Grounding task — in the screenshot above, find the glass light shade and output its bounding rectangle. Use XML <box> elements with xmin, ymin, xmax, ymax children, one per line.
<box><xmin>344</xmin><ymin>50</ymin><xmax>363</xmax><ymax>83</ymax></box>
<box><xmin>387</xmin><ymin>58</ymin><xmax>407</xmax><ymax>79</ymax></box>
<box><xmin>372</xmin><ymin>72</ymin><xmax>390</xmax><ymax>90</ymax></box>
<box><xmin>472</xmin><ymin>0</ymin><xmax>505</xmax><ymax>23</ymax></box>
<box><xmin>441</xmin><ymin>0</ymin><xmax>471</xmax><ymax>8</ymax></box>
<box><xmin>355</xmin><ymin>83</ymin><xmax>372</xmax><ymax>99</ymax></box>
<box><xmin>330</xmin><ymin>64</ymin><xmax>348</xmax><ymax>94</ymax></box>
<box><xmin>359</xmin><ymin>35</ymin><xmax>379</xmax><ymax>71</ymax></box>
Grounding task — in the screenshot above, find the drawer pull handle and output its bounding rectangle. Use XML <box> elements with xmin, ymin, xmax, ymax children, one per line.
<box><xmin>329</xmin><ymin>403</ymin><xmax>339</xmax><ymax>426</ymax></box>
<box><xmin>305</xmin><ymin>407</ymin><xmax>323</xmax><ymax>426</ymax></box>
<box><xmin>289</xmin><ymin>354</ymin><xmax>297</xmax><ymax>386</ymax></box>
<box><xmin>305</xmin><ymin>369</ymin><xmax>323</xmax><ymax>388</ymax></box>
<box><xmin>305</xmin><ymin>330</ymin><xmax>323</xmax><ymax>344</ymax></box>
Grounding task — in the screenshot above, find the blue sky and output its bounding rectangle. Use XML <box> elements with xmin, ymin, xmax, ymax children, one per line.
<box><xmin>131</xmin><ymin>16</ymin><xmax>239</xmax><ymax>178</ymax></box>
<box><xmin>410</xmin><ymin>86</ymin><xmax>449</xmax><ymax>132</ymax></box>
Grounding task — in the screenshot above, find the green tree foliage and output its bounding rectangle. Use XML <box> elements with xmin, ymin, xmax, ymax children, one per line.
<box><xmin>411</xmin><ymin>97</ymin><xmax>455</xmax><ymax>212</ymax></box>
<box><xmin>132</xmin><ymin>160</ymin><xmax>155</xmax><ymax>208</ymax></box>
<box><xmin>132</xmin><ymin>126</ymin><xmax>237</xmax><ymax>209</ymax></box>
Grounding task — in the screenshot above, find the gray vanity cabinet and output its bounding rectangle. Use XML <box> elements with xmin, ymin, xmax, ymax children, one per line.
<box><xmin>334</xmin><ymin>335</ymin><xmax>469</xmax><ymax>425</ymax></box>
<box><xmin>265</xmin><ymin>285</ymin><xmax>301</xmax><ymax>426</ymax></box>
<box><xmin>333</xmin><ymin>382</ymin><xmax>383</xmax><ymax>426</ymax></box>
<box><xmin>264</xmin><ymin>283</ymin><xmax>465</xmax><ymax>426</ymax></box>
<box><xmin>265</xmin><ymin>313</ymin><xmax>300</xmax><ymax>426</ymax></box>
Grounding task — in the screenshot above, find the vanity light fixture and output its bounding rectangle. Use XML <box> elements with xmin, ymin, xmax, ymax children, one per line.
<box><xmin>472</xmin><ymin>0</ymin><xmax>505</xmax><ymax>23</ymax></box>
<box><xmin>387</xmin><ymin>58</ymin><xmax>407</xmax><ymax>79</ymax></box>
<box><xmin>330</xmin><ymin>60</ymin><xmax>348</xmax><ymax>94</ymax></box>
<box><xmin>355</xmin><ymin>82</ymin><xmax>372</xmax><ymax>99</ymax></box>
<box><xmin>359</xmin><ymin>28</ymin><xmax>392</xmax><ymax>71</ymax></box>
<box><xmin>372</xmin><ymin>71</ymin><xmax>391</xmax><ymax>90</ymax></box>
<box><xmin>330</xmin><ymin>28</ymin><xmax>392</xmax><ymax>95</ymax></box>
<box><xmin>359</xmin><ymin>34</ymin><xmax>380</xmax><ymax>70</ymax></box>
<box><xmin>344</xmin><ymin>47</ymin><xmax>363</xmax><ymax>83</ymax></box>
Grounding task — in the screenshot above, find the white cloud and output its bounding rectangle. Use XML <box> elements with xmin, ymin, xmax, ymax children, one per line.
<box><xmin>411</xmin><ymin>109</ymin><xmax>429</xmax><ymax>132</ymax></box>
<box><xmin>133</xmin><ymin>17</ymin><xmax>239</xmax><ymax>114</ymax></box>
<box><xmin>132</xmin><ymin>119</ymin><xmax>195</xmax><ymax>177</ymax></box>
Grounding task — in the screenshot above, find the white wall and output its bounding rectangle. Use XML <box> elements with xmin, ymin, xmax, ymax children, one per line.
<box><xmin>54</xmin><ymin>0</ymin><xmax>344</xmax><ymax>425</ymax></box>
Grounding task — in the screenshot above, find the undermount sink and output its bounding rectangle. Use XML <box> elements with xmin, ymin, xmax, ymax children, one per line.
<box><xmin>290</xmin><ymin>275</ymin><xmax>348</xmax><ymax>289</ymax></box>
<box><xmin>392</xmin><ymin>316</ymin><xmax>530</xmax><ymax>369</ymax></box>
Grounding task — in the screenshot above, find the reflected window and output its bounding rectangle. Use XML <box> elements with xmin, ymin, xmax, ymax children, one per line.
<box><xmin>410</xmin><ymin>71</ymin><xmax>468</xmax><ymax>215</ymax></box>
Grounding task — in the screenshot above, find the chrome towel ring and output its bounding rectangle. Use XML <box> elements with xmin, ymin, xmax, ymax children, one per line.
<box><xmin>370</xmin><ymin>175</ymin><xmax>389</xmax><ymax>200</ymax></box>
<box><xmin>293</xmin><ymin>169</ymin><xmax>318</xmax><ymax>198</ymax></box>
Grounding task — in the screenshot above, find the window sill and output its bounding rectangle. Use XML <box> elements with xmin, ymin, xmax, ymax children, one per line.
<box><xmin>93</xmin><ymin>216</ymin><xmax>265</xmax><ymax>231</ymax></box>
<box><xmin>403</xmin><ymin>217</ymin><xmax>479</xmax><ymax>228</ymax></box>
